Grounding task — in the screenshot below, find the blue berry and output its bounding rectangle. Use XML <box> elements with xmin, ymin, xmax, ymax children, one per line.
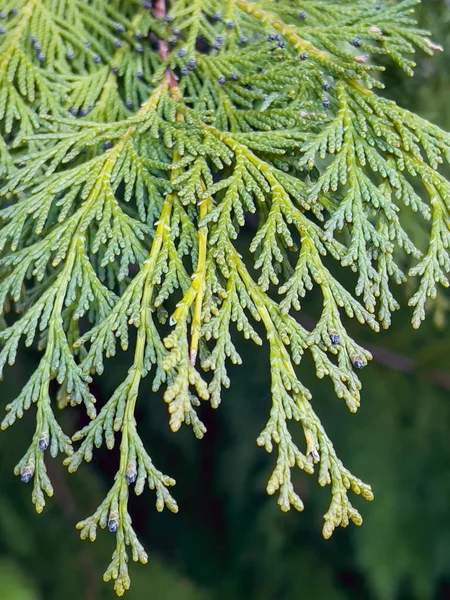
<box><xmin>329</xmin><ymin>333</ymin><xmax>340</xmax><ymax>345</ymax></box>
<box><xmin>218</xmin><ymin>76</ymin><xmax>226</xmax><ymax>84</ymax></box>
<box><xmin>38</xmin><ymin>435</ymin><xmax>49</xmax><ymax>451</ymax></box>
<box><xmin>21</xmin><ymin>467</ymin><xmax>33</xmax><ymax>483</ymax></box>
<box><xmin>108</xmin><ymin>519</ymin><xmax>118</xmax><ymax>533</ymax></box>
<box><xmin>115</xmin><ymin>23</ymin><xmax>125</xmax><ymax>33</ymax></box>
<box><xmin>93</xmin><ymin>55</ymin><xmax>101</xmax><ymax>63</ymax></box>
<box><xmin>299</xmin><ymin>11</ymin><xmax>307</xmax><ymax>20</ymax></box>
<box><xmin>352</xmin><ymin>356</ymin><xmax>365</xmax><ymax>370</ymax></box>
<box><xmin>212</xmin><ymin>36</ymin><xmax>224</xmax><ymax>50</ymax></box>
<box><xmin>126</xmin><ymin>469</ymin><xmax>137</xmax><ymax>484</ymax></box>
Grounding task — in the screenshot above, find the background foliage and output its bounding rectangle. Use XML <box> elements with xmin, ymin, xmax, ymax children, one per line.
<box><xmin>1</xmin><ymin>0</ymin><xmax>450</xmax><ymax>599</ymax></box>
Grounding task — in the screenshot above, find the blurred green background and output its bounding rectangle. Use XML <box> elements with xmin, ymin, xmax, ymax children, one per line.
<box><xmin>2</xmin><ymin>2</ymin><xmax>450</xmax><ymax>599</ymax></box>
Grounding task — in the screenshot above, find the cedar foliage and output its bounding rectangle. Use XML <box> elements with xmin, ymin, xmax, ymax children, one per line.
<box><xmin>0</xmin><ymin>0</ymin><xmax>449</xmax><ymax>594</ymax></box>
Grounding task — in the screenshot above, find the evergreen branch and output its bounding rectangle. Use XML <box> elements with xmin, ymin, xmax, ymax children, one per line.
<box><xmin>229</xmin><ymin>241</ymin><xmax>373</xmax><ymax>534</ymax></box>
<box><xmin>0</xmin><ymin>0</ymin><xmax>450</xmax><ymax>594</ymax></box>
<box><xmin>68</xmin><ymin>196</ymin><xmax>178</xmax><ymax>594</ymax></box>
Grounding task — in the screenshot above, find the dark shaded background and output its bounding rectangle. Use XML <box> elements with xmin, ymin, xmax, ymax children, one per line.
<box><xmin>1</xmin><ymin>2</ymin><xmax>450</xmax><ymax>598</ymax></box>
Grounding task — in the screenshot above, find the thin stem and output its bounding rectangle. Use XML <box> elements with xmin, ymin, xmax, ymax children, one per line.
<box><xmin>189</xmin><ymin>182</ymin><xmax>211</xmax><ymax>365</ymax></box>
<box><xmin>234</xmin><ymin>0</ymin><xmax>335</xmax><ymax>63</ymax></box>
<box><xmin>154</xmin><ymin>0</ymin><xmax>178</xmax><ymax>87</ymax></box>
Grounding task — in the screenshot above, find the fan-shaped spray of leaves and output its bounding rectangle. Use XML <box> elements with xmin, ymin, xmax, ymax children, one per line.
<box><xmin>0</xmin><ymin>0</ymin><xmax>449</xmax><ymax>595</ymax></box>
